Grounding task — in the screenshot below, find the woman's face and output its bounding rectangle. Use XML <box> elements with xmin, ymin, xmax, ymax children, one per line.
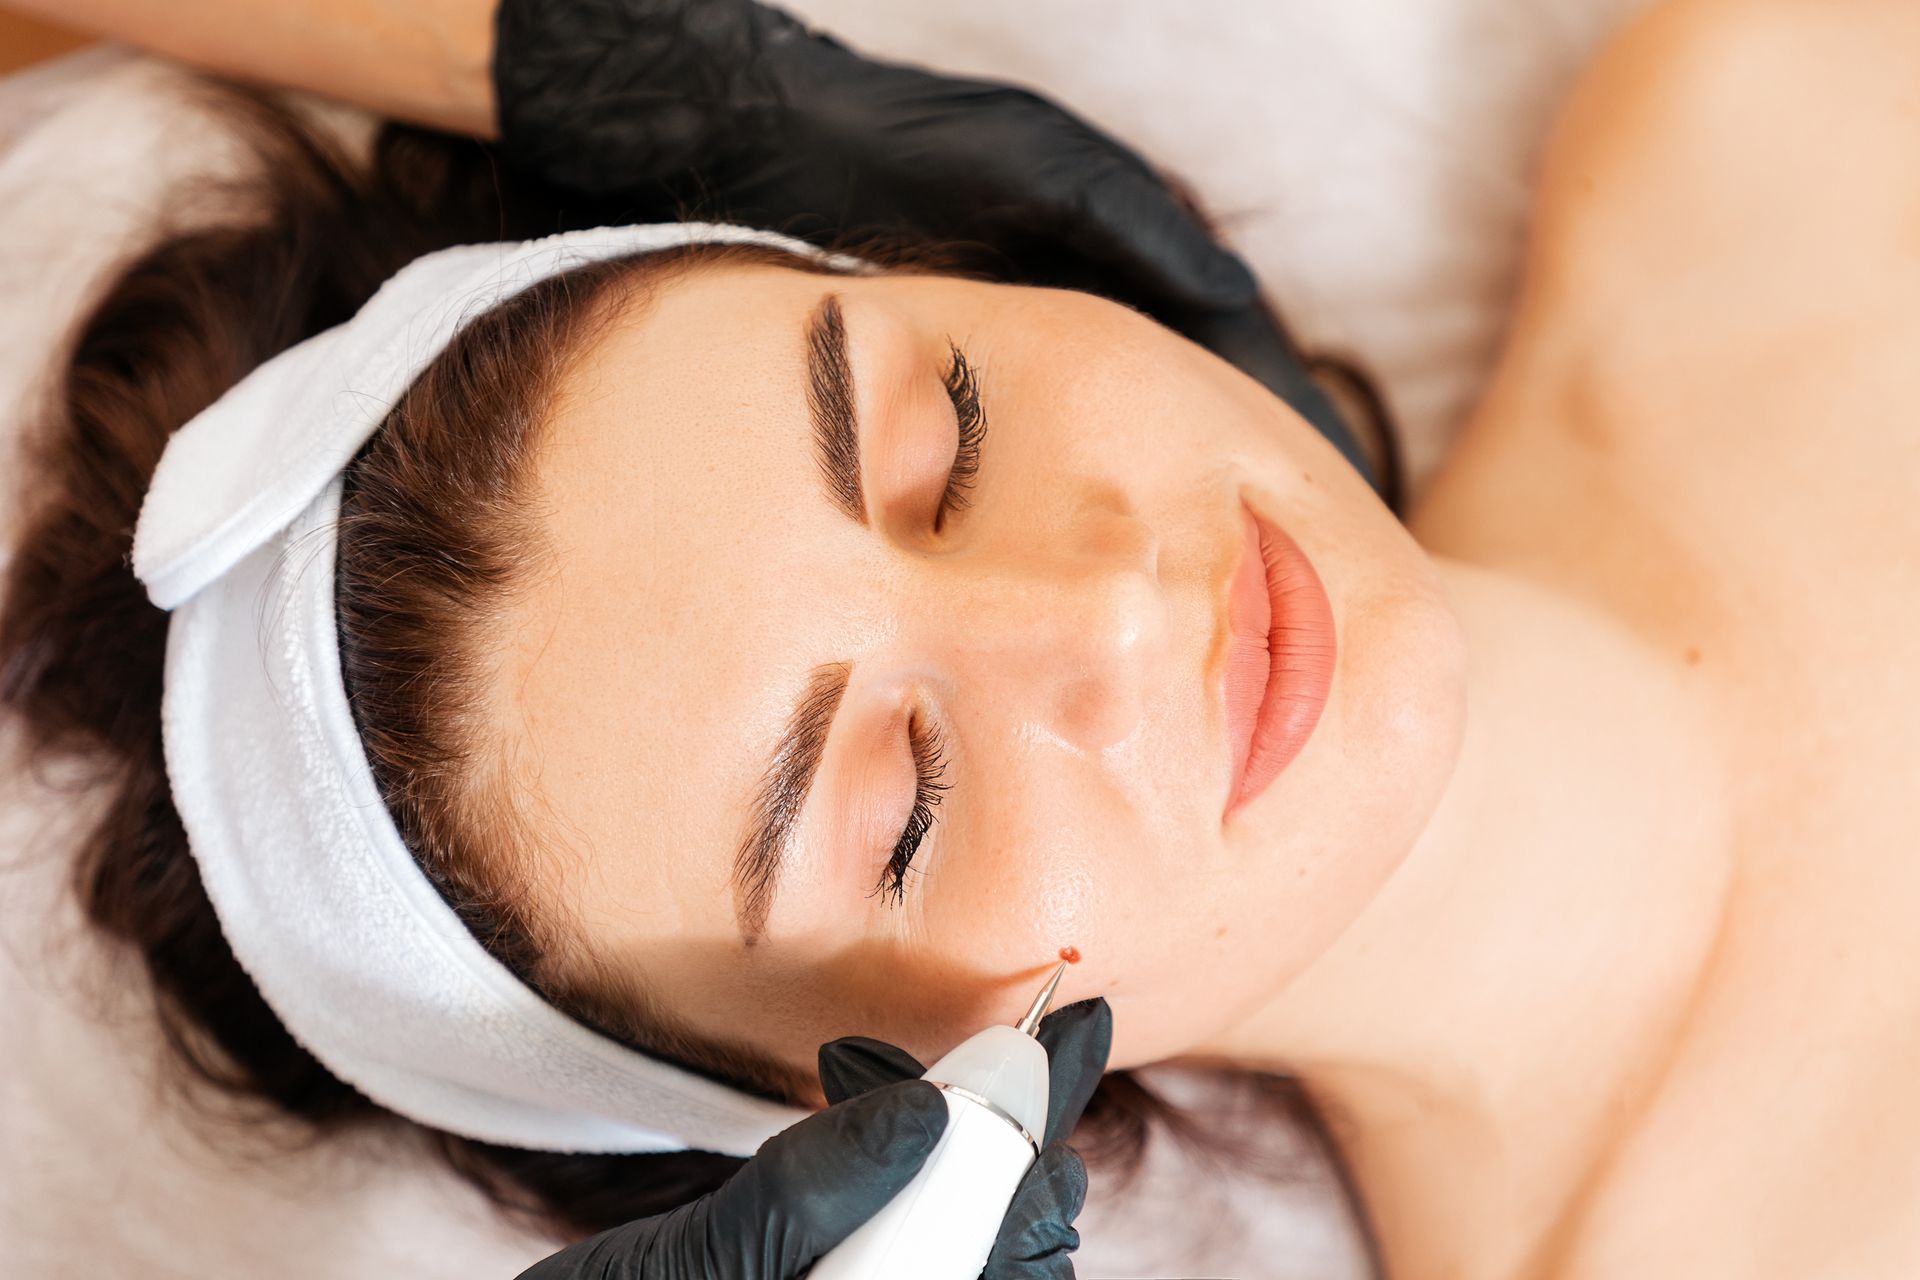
<box><xmin>491</xmin><ymin>259</ymin><xmax>1465</xmax><ymax>1101</ymax></box>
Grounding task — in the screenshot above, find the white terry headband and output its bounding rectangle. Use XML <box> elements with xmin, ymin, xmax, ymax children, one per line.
<box><xmin>130</xmin><ymin>222</ymin><xmax>866</xmax><ymax>1156</ymax></box>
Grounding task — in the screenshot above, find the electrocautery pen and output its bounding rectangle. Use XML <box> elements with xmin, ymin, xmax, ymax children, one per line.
<box><xmin>806</xmin><ymin>957</ymin><xmax>1074</xmax><ymax>1279</ymax></box>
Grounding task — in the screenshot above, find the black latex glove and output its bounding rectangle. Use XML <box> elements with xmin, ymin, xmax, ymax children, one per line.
<box><xmin>817</xmin><ymin>996</ymin><xmax>1112</xmax><ymax>1279</ymax></box>
<box><xmin>495</xmin><ymin>0</ymin><xmax>1249</xmax><ymax>309</ymax></box>
<box><xmin>512</xmin><ymin>997</ymin><xmax>1111</xmax><ymax>1280</ymax></box>
<box><xmin>490</xmin><ymin>0</ymin><xmax>1383</xmax><ymax>497</ymax></box>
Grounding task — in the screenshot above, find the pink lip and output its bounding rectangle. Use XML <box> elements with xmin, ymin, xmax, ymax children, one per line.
<box><xmin>1220</xmin><ymin>500</ymin><xmax>1336</xmax><ymax>820</ymax></box>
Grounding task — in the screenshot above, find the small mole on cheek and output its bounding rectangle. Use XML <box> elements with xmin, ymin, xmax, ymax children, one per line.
<box><xmin>1058</xmin><ymin>946</ymin><xmax>1081</xmax><ymax>965</ymax></box>
<box><xmin>1214</xmin><ymin>925</ymin><xmax>1228</xmax><ymax>940</ymax></box>
<box><xmin>1684</xmin><ymin>646</ymin><xmax>1703</xmax><ymax>666</ymax></box>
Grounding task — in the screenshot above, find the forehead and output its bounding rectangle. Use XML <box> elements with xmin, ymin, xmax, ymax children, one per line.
<box><xmin>490</xmin><ymin>262</ymin><xmax>849</xmax><ymax>940</ymax></box>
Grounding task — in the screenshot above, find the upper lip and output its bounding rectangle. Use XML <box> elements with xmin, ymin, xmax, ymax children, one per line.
<box><xmin>1209</xmin><ymin>492</ymin><xmax>1337</xmax><ymax>818</ymax></box>
<box><xmin>1205</xmin><ymin>498</ymin><xmax>1267</xmax><ymax>790</ymax></box>
<box><xmin>1211</xmin><ymin>505</ymin><xmax>1241</xmax><ymax>673</ymax></box>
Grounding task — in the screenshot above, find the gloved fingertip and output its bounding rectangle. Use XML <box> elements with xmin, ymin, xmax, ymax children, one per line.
<box><xmin>818</xmin><ymin>1036</ymin><xmax>927</xmax><ymax>1105</ymax></box>
<box><xmin>712</xmin><ymin>1078</ymin><xmax>951</xmax><ymax>1274</ymax></box>
<box><xmin>1036</xmin><ymin>997</ymin><xmax>1112</xmax><ymax>1068</ymax></box>
<box><xmin>986</xmin><ymin>1143</ymin><xmax>1089</xmax><ymax>1276</ymax></box>
<box><xmin>903</xmin><ymin>1077</ymin><xmax>953</xmax><ymax>1147</ymax></box>
<box><xmin>840</xmin><ymin>1076</ymin><xmax>949</xmax><ymax>1160</ymax></box>
<box><xmin>1041</xmin><ymin>995</ymin><xmax>1110</xmax><ymax>1030</ymax></box>
<box><xmin>1057</xmin><ymin>1144</ymin><xmax>1089</xmax><ymax>1219</ymax></box>
<box><xmin>1034</xmin><ymin>998</ymin><xmax>1110</xmax><ymax>1146</ymax></box>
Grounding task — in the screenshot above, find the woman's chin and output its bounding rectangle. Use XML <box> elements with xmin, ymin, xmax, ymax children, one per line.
<box><xmin>1135</xmin><ymin>570</ymin><xmax>1468</xmax><ymax>1074</ymax></box>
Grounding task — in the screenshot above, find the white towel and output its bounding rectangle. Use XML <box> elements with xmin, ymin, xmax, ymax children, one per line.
<box><xmin>133</xmin><ymin>223</ymin><xmax>868</xmax><ymax>1157</ymax></box>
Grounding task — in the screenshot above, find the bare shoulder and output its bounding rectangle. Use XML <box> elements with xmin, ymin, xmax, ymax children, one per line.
<box><xmin>1522</xmin><ymin>0</ymin><xmax>1920</xmax><ymax>318</ymax></box>
<box><xmin>1481</xmin><ymin>0</ymin><xmax>1920</xmax><ymax>486</ymax></box>
<box><xmin>1415</xmin><ymin>0</ymin><xmax>1920</xmax><ymax>656</ymax></box>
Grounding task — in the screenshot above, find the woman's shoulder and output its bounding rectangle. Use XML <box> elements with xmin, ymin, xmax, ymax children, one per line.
<box><xmin>1415</xmin><ymin>0</ymin><xmax>1920</xmax><ymax>660</ymax></box>
<box><xmin>1521</xmin><ymin>0</ymin><xmax>1920</xmax><ymax>503</ymax></box>
<box><xmin>1447</xmin><ymin>0</ymin><xmax>1920</xmax><ymax>520</ymax></box>
<box><xmin>1523</xmin><ymin>0</ymin><xmax>1920</xmax><ymax>324</ymax></box>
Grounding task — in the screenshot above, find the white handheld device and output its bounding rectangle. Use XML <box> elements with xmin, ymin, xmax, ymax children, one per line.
<box><xmin>805</xmin><ymin>959</ymin><xmax>1070</xmax><ymax>1280</ymax></box>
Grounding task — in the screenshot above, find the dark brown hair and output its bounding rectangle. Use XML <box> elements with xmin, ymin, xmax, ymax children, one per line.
<box><xmin>0</xmin><ymin>81</ymin><xmax>1380</xmax><ymax>1269</ymax></box>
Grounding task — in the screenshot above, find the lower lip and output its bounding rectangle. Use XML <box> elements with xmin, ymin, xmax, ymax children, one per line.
<box><xmin>1221</xmin><ymin>501</ymin><xmax>1336</xmax><ymax>820</ymax></box>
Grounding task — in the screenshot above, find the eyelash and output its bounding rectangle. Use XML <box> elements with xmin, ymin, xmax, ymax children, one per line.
<box><xmin>862</xmin><ymin>342</ymin><xmax>981</xmax><ymax>903</ymax></box>
<box><xmin>936</xmin><ymin>341</ymin><xmax>989</xmax><ymax>530</ymax></box>
<box><xmin>870</xmin><ymin>715</ymin><xmax>950</xmax><ymax>907</ymax></box>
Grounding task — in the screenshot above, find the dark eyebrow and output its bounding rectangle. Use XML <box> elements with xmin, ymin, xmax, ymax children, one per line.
<box><xmin>806</xmin><ymin>293</ymin><xmax>867</xmax><ymax>526</ymax></box>
<box><xmin>732</xmin><ymin>660</ymin><xmax>853</xmax><ymax>947</ymax></box>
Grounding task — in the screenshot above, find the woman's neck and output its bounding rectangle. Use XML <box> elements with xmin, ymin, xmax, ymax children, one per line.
<box><xmin>1194</xmin><ymin>553</ymin><xmax>1740</xmax><ymax>1279</ymax></box>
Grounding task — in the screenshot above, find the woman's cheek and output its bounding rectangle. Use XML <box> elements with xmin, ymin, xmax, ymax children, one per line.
<box><xmin>1023</xmin><ymin>836</ymin><xmax>1097</xmax><ymax>972</ymax></box>
<box><xmin>930</xmin><ymin>783</ymin><xmax>1117</xmax><ymax>1018</ymax></box>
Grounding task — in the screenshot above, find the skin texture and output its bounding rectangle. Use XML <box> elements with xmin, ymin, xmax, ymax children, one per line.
<box><xmin>494</xmin><ymin>1</ymin><xmax>1920</xmax><ymax>1276</ymax></box>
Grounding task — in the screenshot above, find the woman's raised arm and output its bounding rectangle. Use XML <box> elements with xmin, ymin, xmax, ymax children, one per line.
<box><xmin>0</xmin><ymin>0</ymin><xmax>496</xmax><ymax>133</ymax></box>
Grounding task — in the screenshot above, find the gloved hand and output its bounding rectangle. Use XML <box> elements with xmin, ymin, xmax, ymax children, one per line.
<box><xmin>489</xmin><ymin>0</ymin><xmax>1382</xmax><ymax>497</ymax></box>
<box><xmin>818</xmin><ymin>996</ymin><xmax>1111</xmax><ymax>1279</ymax></box>
<box><xmin>513</xmin><ymin>996</ymin><xmax>1112</xmax><ymax>1280</ymax></box>
<box><xmin>492</xmin><ymin>0</ymin><xmax>1254</xmax><ymax>316</ymax></box>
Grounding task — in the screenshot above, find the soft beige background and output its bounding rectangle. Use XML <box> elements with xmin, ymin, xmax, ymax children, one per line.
<box><xmin>1</xmin><ymin>3</ymin><xmax>1649</xmax><ymax>1275</ymax></box>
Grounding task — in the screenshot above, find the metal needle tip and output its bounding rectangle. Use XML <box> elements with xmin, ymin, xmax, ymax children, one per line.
<box><xmin>1014</xmin><ymin>959</ymin><xmax>1070</xmax><ymax>1037</ymax></box>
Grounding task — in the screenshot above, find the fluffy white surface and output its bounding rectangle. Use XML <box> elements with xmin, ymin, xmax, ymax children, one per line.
<box><xmin>1</xmin><ymin>4</ymin><xmax>1648</xmax><ymax>1273</ymax></box>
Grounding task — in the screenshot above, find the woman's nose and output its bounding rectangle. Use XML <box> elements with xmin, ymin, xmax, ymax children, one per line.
<box><xmin>922</xmin><ymin>491</ymin><xmax>1170</xmax><ymax>752</ymax></box>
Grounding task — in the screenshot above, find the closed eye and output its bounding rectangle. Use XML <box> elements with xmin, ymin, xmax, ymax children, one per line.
<box><xmin>936</xmin><ymin>340</ymin><xmax>988</xmax><ymax>531</ymax></box>
<box><xmin>870</xmin><ymin>715</ymin><xmax>949</xmax><ymax>906</ymax></box>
